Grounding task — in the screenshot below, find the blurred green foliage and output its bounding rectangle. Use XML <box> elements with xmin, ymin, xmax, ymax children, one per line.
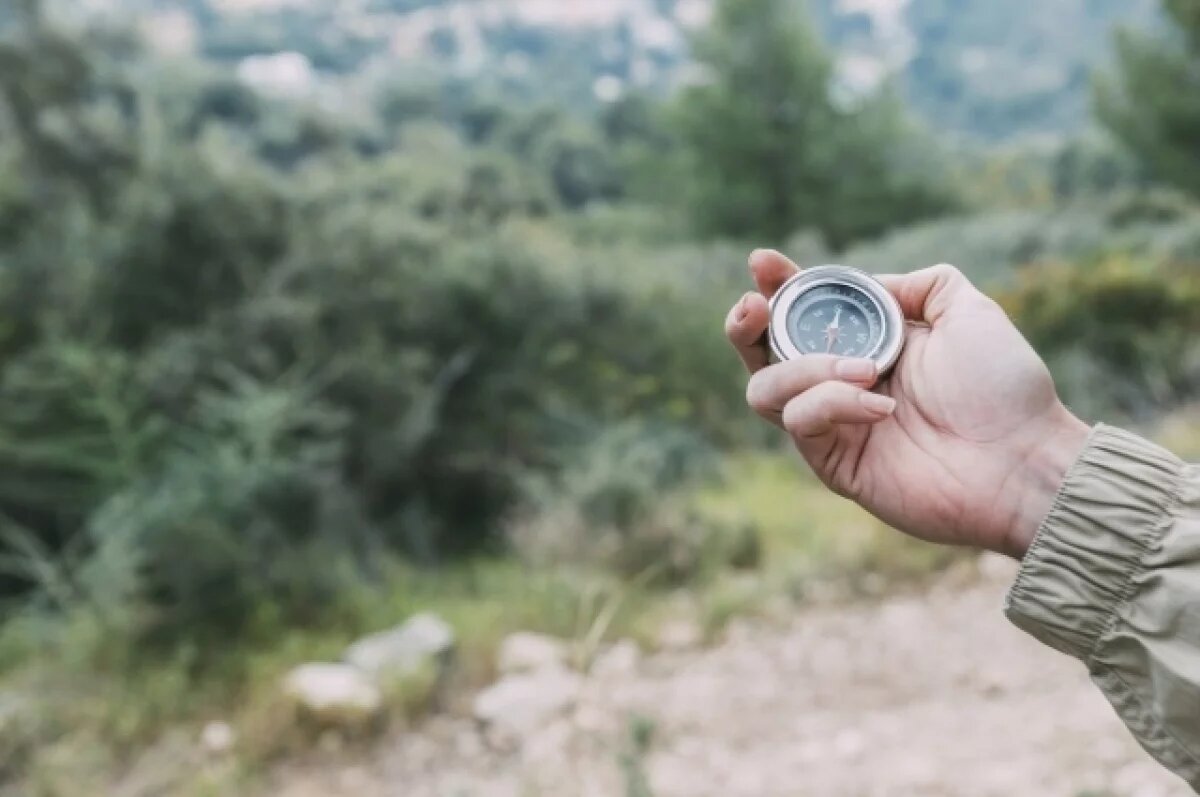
<box><xmin>1097</xmin><ymin>0</ymin><xmax>1200</xmax><ymax>199</ymax></box>
<box><xmin>1003</xmin><ymin>256</ymin><xmax>1200</xmax><ymax>419</ymax></box>
<box><xmin>3</xmin><ymin>0</ymin><xmax>1200</xmax><ymax>791</ymax></box>
<box><xmin>0</xmin><ymin>0</ymin><xmax>1197</xmax><ymax>655</ymax></box>
<box><xmin>0</xmin><ymin>2</ymin><xmax>756</xmax><ymax>647</ymax></box>
<box><xmin>673</xmin><ymin>0</ymin><xmax>957</xmax><ymax>249</ymax></box>
<box><xmin>508</xmin><ymin>422</ymin><xmax>760</xmax><ymax>586</ymax></box>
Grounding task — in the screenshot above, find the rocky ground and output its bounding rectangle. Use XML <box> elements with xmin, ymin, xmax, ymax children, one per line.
<box><xmin>270</xmin><ymin>557</ymin><xmax>1191</xmax><ymax>797</ymax></box>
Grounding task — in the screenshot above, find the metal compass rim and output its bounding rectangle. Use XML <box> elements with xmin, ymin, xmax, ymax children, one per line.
<box><xmin>767</xmin><ymin>264</ymin><xmax>905</xmax><ymax>374</ymax></box>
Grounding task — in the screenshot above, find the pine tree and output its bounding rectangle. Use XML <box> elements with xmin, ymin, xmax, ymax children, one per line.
<box><xmin>672</xmin><ymin>0</ymin><xmax>954</xmax><ymax>249</ymax></box>
<box><xmin>1095</xmin><ymin>0</ymin><xmax>1200</xmax><ymax>198</ymax></box>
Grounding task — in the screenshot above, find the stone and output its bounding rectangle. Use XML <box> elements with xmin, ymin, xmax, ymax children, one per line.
<box><xmin>473</xmin><ymin>669</ymin><xmax>583</xmax><ymax>742</ymax></box>
<box><xmin>572</xmin><ymin>702</ymin><xmax>616</xmax><ymax>735</ymax></box>
<box><xmin>520</xmin><ymin>718</ymin><xmax>573</xmax><ymax>766</ymax></box>
<box><xmin>497</xmin><ymin>632</ymin><xmax>569</xmax><ymax>675</ymax></box>
<box><xmin>656</xmin><ymin>619</ymin><xmax>702</xmax><ymax>652</ymax></box>
<box><xmin>283</xmin><ymin>663</ymin><xmax>383</xmax><ymax>730</ymax></box>
<box><xmin>977</xmin><ymin>552</ymin><xmax>1017</xmax><ymax>583</ymax></box>
<box><xmin>344</xmin><ymin>612</ymin><xmax>455</xmax><ymax>682</ymax></box>
<box><xmin>200</xmin><ymin>720</ymin><xmax>235</xmax><ymax>755</ymax></box>
<box><xmin>590</xmin><ymin>639</ymin><xmax>641</xmax><ymax>679</ymax></box>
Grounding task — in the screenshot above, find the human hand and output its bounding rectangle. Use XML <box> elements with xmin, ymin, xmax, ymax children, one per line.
<box><xmin>724</xmin><ymin>250</ymin><xmax>1090</xmax><ymax>558</ymax></box>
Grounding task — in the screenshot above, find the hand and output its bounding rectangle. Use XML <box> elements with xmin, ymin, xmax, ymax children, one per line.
<box><xmin>724</xmin><ymin>250</ymin><xmax>1090</xmax><ymax>558</ymax></box>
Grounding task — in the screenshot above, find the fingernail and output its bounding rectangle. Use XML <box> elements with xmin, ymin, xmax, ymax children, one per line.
<box><xmin>736</xmin><ymin>292</ymin><xmax>753</xmax><ymax>322</ymax></box>
<box><xmin>860</xmin><ymin>392</ymin><xmax>896</xmax><ymax>416</ymax></box>
<box><xmin>835</xmin><ymin>358</ymin><xmax>876</xmax><ymax>382</ymax></box>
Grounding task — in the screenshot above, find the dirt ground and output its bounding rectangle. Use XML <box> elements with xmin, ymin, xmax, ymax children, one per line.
<box><xmin>272</xmin><ymin>558</ymin><xmax>1191</xmax><ymax>797</ymax></box>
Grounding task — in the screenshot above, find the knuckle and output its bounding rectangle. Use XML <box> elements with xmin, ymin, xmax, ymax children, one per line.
<box><xmin>751</xmin><ymin>358</ymin><xmax>840</xmax><ymax>418</ymax></box>
<box><xmin>745</xmin><ymin>371</ymin><xmax>770</xmax><ymax>412</ymax></box>
<box><xmin>723</xmin><ymin>305</ymin><xmax>742</xmax><ymax>337</ymax></box>
<box><xmin>784</xmin><ymin>355</ymin><xmax>835</xmax><ymax>384</ymax></box>
<box><xmin>812</xmin><ymin>386</ymin><xmax>839</xmax><ymax>419</ymax></box>
<box><xmin>931</xmin><ymin>263</ymin><xmax>968</xmax><ymax>288</ymax></box>
<box><xmin>780</xmin><ymin>397</ymin><xmax>805</xmax><ymax>432</ymax></box>
<box><xmin>782</xmin><ymin>390</ymin><xmax>829</xmax><ymax>437</ymax></box>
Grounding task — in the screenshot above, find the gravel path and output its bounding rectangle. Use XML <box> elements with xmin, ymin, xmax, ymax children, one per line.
<box><xmin>273</xmin><ymin>558</ymin><xmax>1191</xmax><ymax>797</ymax></box>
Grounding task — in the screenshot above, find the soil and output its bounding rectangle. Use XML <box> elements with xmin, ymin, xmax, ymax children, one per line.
<box><xmin>271</xmin><ymin>558</ymin><xmax>1191</xmax><ymax>797</ymax></box>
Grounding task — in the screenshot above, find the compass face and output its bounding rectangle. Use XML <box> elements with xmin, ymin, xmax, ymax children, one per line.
<box><xmin>768</xmin><ymin>265</ymin><xmax>906</xmax><ymax>373</ymax></box>
<box><xmin>785</xmin><ymin>284</ymin><xmax>884</xmax><ymax>358</ymax></box>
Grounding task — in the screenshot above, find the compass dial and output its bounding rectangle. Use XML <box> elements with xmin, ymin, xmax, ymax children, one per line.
<box><xmin>785</xmin><ymin>284</ymin><xmax>883</xmax><ymax>358</ymax></box>
<box><xmin>768</xmin><ymin>265</ymin><xmax>906</xmax><ymax>374</ymax></box>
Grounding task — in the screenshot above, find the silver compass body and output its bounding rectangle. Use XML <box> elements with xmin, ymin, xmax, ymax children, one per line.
<box><xmin>768</xmin><ymin>265</ymin><xmax>905</xmax><ymax>374</ymax></box>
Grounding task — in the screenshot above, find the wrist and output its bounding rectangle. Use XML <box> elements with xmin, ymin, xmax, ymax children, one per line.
<box><xmin>1000</xmin><ymin>408</ymin><xmax>1091</xmax><ymax>559</ymax></box>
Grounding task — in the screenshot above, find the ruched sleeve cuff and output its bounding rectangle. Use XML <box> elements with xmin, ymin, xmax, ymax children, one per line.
<box><xmin>1004</xmin><ymin>423</ymin><xmax>1182</xmax><ymax>662</ymax></box>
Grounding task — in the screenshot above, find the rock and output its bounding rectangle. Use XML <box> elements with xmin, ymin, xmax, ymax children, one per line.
<box><xmin>977</xmin><ymin>552</ymin><xmax>1017</xmax><ymax>583</ymax></box>
<box><xmin>283</xmin><ymin>663</ymin><xmax>383</xmax><ymax>731</ymax></box>
<box><xmin>656</xmin><ymin>619</ymin><xmax>702</xmax><ymax>652</ymax></box>
<box><xmin>572</xmin><ymin>702</ymin><xmax>616</xmax><ymax>735</ymax></box>
<box><xmin>473</xmin><ymin>669</ymin><xmax>582</xmax><ymax>743</ymax></box>
<box><xmin>344</xmin><ymin>612</ymin><xmax>455</xmax><ymax>682</ymax></box>
<box><xmin>590</xmin><ymin>639</ymin><xmax>641</xmax><ymax>679</ymax></box>
<box><xmin>520</xmin><ymin>718</ymin><xmax>574</xmax><ymax>766</ymax></box>
<box><xmin>200</xmin><ymin>720</ymin><xmax>235</xmax><ymax>755</ymax></box>
<box><xmin>497</xmin><ymin>632</ymin><xmax>569</xmax><ymax>675</ymax></box>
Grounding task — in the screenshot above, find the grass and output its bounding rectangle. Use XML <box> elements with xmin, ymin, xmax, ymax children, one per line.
<box><xmin>619</xmin><ymin>714</ymin><xmax>656</xmax><ymax>797</ymax></box>
<box><xmin>2</xmin><ymin>558</ymin><xmax>666</xmax><ymax>795</ymax></box>
<box><xmin>0</xmin><ymin>450</ymin><xmax>959</xmax><ymax>796</ymax></box>
<box><xmin>1151</xmin><ymin>403</ymin><xmax>1200</xmax><ymax>459</ymax></box>
<box><xmin>694</xmin><ymin>452</ymin><xmax>962</xmax><ymax>597</ymax></box>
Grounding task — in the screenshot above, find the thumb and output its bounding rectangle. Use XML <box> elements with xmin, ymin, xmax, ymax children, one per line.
<box><xmin>875</xmin><ymin>264</ymin><xmax>975</xmax><ymax>325</ymax></box>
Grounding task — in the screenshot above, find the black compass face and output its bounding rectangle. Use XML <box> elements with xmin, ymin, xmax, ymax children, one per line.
<box><xmin>784</xmin><ymin>283</ymin><xmax>884</xmax><ymax>358</ymax></box>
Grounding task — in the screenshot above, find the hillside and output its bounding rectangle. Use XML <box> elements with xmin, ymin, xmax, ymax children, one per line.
<box><xmin>108</xmin><ymin>0</ymin><xmax>1161</xmax><ymax>142</ymax></box>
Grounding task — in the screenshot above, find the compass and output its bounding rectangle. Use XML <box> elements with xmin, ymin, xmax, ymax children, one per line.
<box><xmin>768</xmin><ymin>265</ymin><xmax>905</xmax><ymax>374</ymax></box>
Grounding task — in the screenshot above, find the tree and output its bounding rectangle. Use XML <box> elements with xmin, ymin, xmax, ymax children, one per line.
<box><xmin>672</xmin><ymin>0</ymin><xmax>954</xmax><ymax>249</ymax></box>
<box><xmin>1095</xmin><ymin>0</ymin><xmax>1200</xmax><ymax>198</ymax></box>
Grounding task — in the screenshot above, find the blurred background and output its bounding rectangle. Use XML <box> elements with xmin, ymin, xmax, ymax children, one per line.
<box><xmin>2</xmin><ymin>0</ymin><xmax>1200</xmax><ymax>795</ymax></box>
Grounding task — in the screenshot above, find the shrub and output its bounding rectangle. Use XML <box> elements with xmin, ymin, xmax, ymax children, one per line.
<box><xmin>1001</xmin><ymin>256</ymin><xmax>1200</xmax><ymax>418</ymax></box>
<box><xmin>508</xmin><ymin>423</ymin><xmax>761</xmax><ymax>585</ymax></box>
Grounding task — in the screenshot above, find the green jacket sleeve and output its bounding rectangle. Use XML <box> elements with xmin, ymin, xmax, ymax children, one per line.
<box><xmin>1006</xmin><ymin>423</ymin><xmax>1200</xmax><ymax>790</ymax></box>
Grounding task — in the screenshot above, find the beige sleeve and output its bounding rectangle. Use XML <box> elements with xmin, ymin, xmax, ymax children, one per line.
<box><xmin>1006</xmin><ymin>424</ymin><xmax>1200</xmax><ymax>791</ymax></box>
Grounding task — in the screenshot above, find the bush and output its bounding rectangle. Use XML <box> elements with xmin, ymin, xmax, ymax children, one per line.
<box><xmin>844</xmin><ymin>208</ymin><xmax>1112</xmax><ymax>285</ymax></box>
<box><xmin>0</xmin><ymin>12</ymin><xmax>752</xmax><ymax>644</ymax></box>
<box><xmin>508</xmin><ymin>423</ymin><xmax>760</xmax><ymax>585</ymax></box>
<box><xmin>1001</xmin><ymin>256</ymin><xmax>1200</xmax><ymax>418</ymax></box>
<box><xmin>845</xmin><ymin>195</ymin><xmax>1200</xmax><ymax>289</ymax></box>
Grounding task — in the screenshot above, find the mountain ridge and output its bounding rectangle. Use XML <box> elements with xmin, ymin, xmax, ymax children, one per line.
<box><xmin>123</xmin><ymin>0</ymin><xmax>1160</xmax><ymax>141</ymax></box>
